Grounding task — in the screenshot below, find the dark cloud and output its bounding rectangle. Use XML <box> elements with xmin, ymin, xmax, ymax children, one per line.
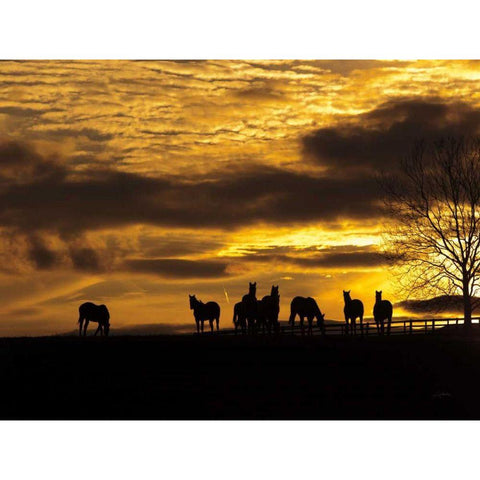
<box><xmin>397</xmin><ymin>295</ymin><xmax>480</xmax><ymax>314</ymax></box>
<box><xmin>228</xmin><ymin>245</ymin><xmax>387</xmax><ymax>269</ymax></box>
<box><xmin>0</xmin><ymin>141</ymin><xmax>65</xmax><ymax>186</ymax></box>
<box><xmin>295</xmin><ymin>251</ymin><xmax>386</xmax><ymax>268</ymax></box>
<box><xmin>69</xmin><ymin>247</ymin><xmax>102</xmax><ymax>272</ymax></box>
<box><xmin>138</xmin><ymin>236</ymin><xmax>223</xmax><ymax>258</ymax></box>
<box><xmin>0</xmin><ymin>140</ymin><xmax>382</xmax><ymax>236</ymax></box>
<box><xmin>0</xmin><ymin>106</ymin><xmax>46</xmax><ymax>116</ymax></box>
<box><xmin>27</xmin><ymin>236</ymin><xmax>59</xmax><ymax>270</ymax></box>
<box><xmin>123</xmin><ymin>258</ymin><xmax>232</xmax><ymax>279</ymax></box>
<box><xmin>233</xmin><ymin>81</ymin><xmax>286</xmax><ymax>102</ymax></box>
<box><xmin>45</xmin><ymin>128</ymin><xmax>114</xmax><ymax>142</ymax></box>
<box><xmin>303</xmin><ymin>98</ymin><xmax>480</xmax><ymax>171</ymax></box>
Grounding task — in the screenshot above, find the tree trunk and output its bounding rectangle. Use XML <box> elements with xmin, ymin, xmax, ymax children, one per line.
<box><xmin>463</xmin><ymin>287</ymin><xmax>472</xmax><ymax>328</ymax></box>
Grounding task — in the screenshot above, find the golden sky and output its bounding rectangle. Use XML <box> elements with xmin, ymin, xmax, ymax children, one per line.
<box><xmin>1</xmin><ymin>60</ymin><xmax>480</xmax><ymax>335</ymax></box>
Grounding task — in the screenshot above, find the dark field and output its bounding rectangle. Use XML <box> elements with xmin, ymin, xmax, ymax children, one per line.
<box><xmin>1</xmin><ymin>332</ymin><xmax>480</xmax><ymax>419</ymax></box>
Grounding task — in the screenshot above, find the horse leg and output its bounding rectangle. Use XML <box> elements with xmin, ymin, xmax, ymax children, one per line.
<box><xmin>201</xmin><ymin>320</ymin><xmax>204</xmax><ymax>333</ymax></box>
<box><xmin>210</xmin><ymin>319</ymin><xmax>214</xmax><ymax>333</ymax></box>
<box><xmin>387</xmin><ymin>316</ymin><xmax>392</xmax><ymax>335</ymax></box>
<box><xmin>380</xmin><ymin>319</ymin><xmax>384</xmax><ymax>335</ymax></box>
<box><xmin>359</xmin><ymin>315</ymin><xmax>363</xmax><ymax>337</ymax></box>
<box><xmin>216</xmin><ymin>317</ymin><xmax>219</xmax><ymax>331</ymax></box>
<box><xmin>78</xmin><ymin>318</ymin><xmax>83</xmax><ymax>336</ymax></box>
<box><xmin>94</xmin><ymin>324</ymin><xmax>102</xmax><ymax>336</ymax></box>
<box><xmin>83</xmin><ymin>319</ymin><xmax>89</xmax><ymax>336</ymax></box>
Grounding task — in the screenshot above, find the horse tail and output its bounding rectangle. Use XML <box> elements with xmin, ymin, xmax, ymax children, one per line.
<box><xmin>233</xmin><ymin>307</ymin><xmax>237</xmax><ymax>325</ymax></box>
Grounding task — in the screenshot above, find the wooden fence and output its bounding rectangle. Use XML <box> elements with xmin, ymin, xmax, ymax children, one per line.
<box><xmin>214</xmin><ymin>316</ymin><xmax>480</xmax><ymax>336</ymax></box>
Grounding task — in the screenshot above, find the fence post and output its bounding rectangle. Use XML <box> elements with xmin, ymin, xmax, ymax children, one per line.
<box><xmin>403</xmin><ymin>321</ymin><xmax>406</xmax><ymax>334</ymax></box>
<box><xmin>410</xmin><ymin>320</ymin><xmax>413</xmax><ymax>334</ymax></box>
<box><xmin>366</xmin><ymin>323</ymin><xmax>369</xmax><ymax>336</ymax></box>
<box><xmin>432</xmin><ymin>319</ymin><xmax>435</xmax><ymax>333</ymax></box>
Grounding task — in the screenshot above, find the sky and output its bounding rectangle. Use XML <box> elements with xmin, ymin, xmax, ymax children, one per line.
<box><xmin>2</xmin><ymin>59</ymin><xmax>480</xmax><ymax>335</ymax></box>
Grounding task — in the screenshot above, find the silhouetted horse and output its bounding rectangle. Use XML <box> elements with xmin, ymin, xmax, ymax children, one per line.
<box><xmin>257</xmin><ymin>285</ymin><xmax>280</xmax><ymax>334</ymax></box>
<box><xmin>189</xmin><ymin>294</ymin><xmax>220</xmax><ymax>333</ymax></box>
<box><xmin>78</xmin><ymin>302</ymin><xmax>110</xmax><ymax>336</ymax></box>
<box><xmin>289</xmin><ymin>296</ymin><xmax>326</xmax><ymax>335</ymax></box>
<box><xmin>242</xmin><ymin>282</ymin><xmax>258</xmax><ymax>334</ymax></box>
<box><xmin>233</xmin><ymin>301</ymin><xmax>247</xmax><ymax>334</ymax></box>
<box><xmin>373</xmin><ymin>290</ymin><xmax>393</xmax><ymax>335</ymax></box>
<box><xmin>343</xmin><ymin>290</ymin><xmax>364</xmax><ymax>335</ymax></box>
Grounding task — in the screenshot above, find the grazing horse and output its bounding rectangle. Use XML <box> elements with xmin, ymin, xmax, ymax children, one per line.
<box><xmin>343</xmin><ymin>290</ymin><xmax>364</xmax><ymax>335</ymax></box>
<box><xmin>258</xmin><ymin>285</ymin><xmax>280</xmax><ymax>334</ymax></box>
<box><xmin>189</xmin><ymin>295</ymin><xmax>220</xmax><ymax>333</ymax></box>
<box><xmin>242</xmin><ymin>282</ymin><xmax>258</xmax><ymax>334</ymax></box>
<box><xmin>233</xmin><ymin>301</ymin><xmax>247</xmax><ymax>334</ymax></box>
<box><xmin>373</xmin><ymin>290</ymin><xmax>393</xmax><ymax>335</ymax></box>
<box><xmin>289</xmin><ymin>296</ymin><xmax>326</xmax><ymax>336</ymax></box>
<box><xmin>78</xmin><ymin>302</ymin><xmax>110</xmax><ymax>336</ymax></box>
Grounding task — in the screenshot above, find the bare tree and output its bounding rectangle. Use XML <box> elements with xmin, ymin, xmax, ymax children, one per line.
<box><xmin>382</xmin><ymin>137</ymin><xmax>480</xmax><ymax>327</ymax></box>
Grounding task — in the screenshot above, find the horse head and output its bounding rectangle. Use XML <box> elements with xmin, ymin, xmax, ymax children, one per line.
<box><xmin>317</xmin><ymin>312</ymin><xmax>326</xmax><ymax>327</ymax></box>
<box><xmin>189</xmin><ymin>294</ymin><xmax>197</xmax><ymax>310</ymax></box>
<box><xmin>343</xmin><ymin>290</ymin><xmax>351</xmax><ymax>302</ymax></box>
<box><xmin>248</xmin><ymin>282</ymin><xmax>257</xmax><ymax>296</ymax></box>
<box><xmin>375</xmin><ymin>290</ymin><xmax>382</xmax><ymax>302</ymax></box>
<box><xmin>270</xmin><ymin>285</ymin><xmax>279</xmax><ymax>297</ymax></box>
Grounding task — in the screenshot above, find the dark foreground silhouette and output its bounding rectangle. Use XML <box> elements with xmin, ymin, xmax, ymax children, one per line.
<box><xmin>78</xmin><ymin>302</ymin><xmax>110</xmax><ymax>336</ymax></box>
<box><xmin>373</xmin><ymin>290</ymin><xmax>393</xmax><ymax>335</ymax></box>
<box><xmin>189</xmin><ymin>295</ymin><xmax>220</xmax><ymax>333</ymax></box>
<box><xmin>1</xmin><ymin>332</ymin><xmax>480</xmax><ymax>419</ymax></box>
<box><xmin>289</xmin><ymin>296</ymin><xmax>325</xmax><ymax>335</ymax></box>
<box><xmin>343</xmin><ymin>290</ymin><xmax>364</xmax><ymax>335</ymax></box>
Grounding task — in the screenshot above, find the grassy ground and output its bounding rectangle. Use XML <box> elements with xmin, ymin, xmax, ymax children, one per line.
<box><xmin>0</xmin><ymin>332</ymin><xmax>479</xmax><ymax>419</ymax></box>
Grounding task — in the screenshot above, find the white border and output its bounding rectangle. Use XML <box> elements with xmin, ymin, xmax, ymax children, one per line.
<box><xmin>0</xmin><ymin>421</ymin><xmax>478</xmax><ymax>479</ymax></box>
<box><xmin>2</xmin><ymin>0</ymin><xmax>480</xmax><ymax>58</ymax></box>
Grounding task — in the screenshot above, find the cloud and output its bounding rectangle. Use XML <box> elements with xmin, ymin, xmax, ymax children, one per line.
<box><xmin>397</xmin><ymin>295</ymin><xmax>480</xmax><ymax>314</ymax></box>
<box><xmin>28</xmin><ymin>236</ymin><xmax>59</xmax><ymax>270</ymax></box>
<box><xmin>0</xmin><ymin>141</ymin><xmax>65</xmax><ymax>186</ymax></box>
<box><xmin>303</xmin><ymin>98</ymin><xmax>480</xmax><ymax>171</ymax></box>
<box><xmin>68</xmin><ymin>246</ymin><xmax>103</xmax><ymax>272</ymax></box>
<box><xmin>44</xmin><ymin>128</ymin><xmax>114</xmax><ymax>142</ymax></box>
<box><xmin>122</xmin><ymin>258</ymin><xmax>233</xmax><ymax>279</ymax></box>
<box><xmin>0</xmin><ymin>140</ymin><xmax>383</xmax><ymax>238</ymax></box>
<box><xmin>226</xmin><ymin>245</ymin><xmax>387</xmax><ymax>269</ymax></box>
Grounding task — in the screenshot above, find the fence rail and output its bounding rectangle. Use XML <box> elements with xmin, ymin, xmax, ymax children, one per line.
<box><xmin>213</xmin><ymin>316</ymin><xmax>480</xmax><ymax>336</ymax></box>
